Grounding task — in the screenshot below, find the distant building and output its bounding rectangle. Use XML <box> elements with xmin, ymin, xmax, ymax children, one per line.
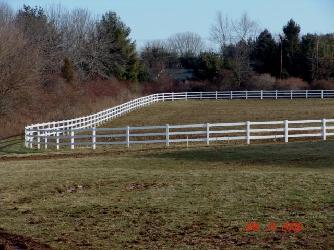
<box><xmin>166</xmin><ymin>68</ymin><xmax>194</xmax><ymax>82</ymax></box>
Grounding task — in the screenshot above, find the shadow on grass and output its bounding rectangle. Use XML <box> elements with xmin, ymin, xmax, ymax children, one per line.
<box><xmin>2</xmin><ymin>136</ymin><xmax>334</xmax><ymax>169</ymax></box>
<box><xmin>0</xmin><ymin>136</ymin><xmax>37</xmax><ymax>155</ymax></box>
<box><xmin>148</xmin><ymin>141</ymin><xmax>334</xmax><ymax>169</ymax></box>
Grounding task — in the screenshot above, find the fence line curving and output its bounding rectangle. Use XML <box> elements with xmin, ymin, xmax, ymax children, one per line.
<box><xmin>25</xmin><ymin>90</ymin><xmax>334</xmax><ymax>149</ymax></box>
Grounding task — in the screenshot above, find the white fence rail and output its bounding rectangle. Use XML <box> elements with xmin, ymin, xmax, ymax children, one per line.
<box><xmin>25</xmin><ymin>90</ymin><xmax>334</xmax><ymax>149</ymax></box>
<box><xmin>26</xmin><ymin>118</ymin><xmax>334</xmax><ymax>150</ymax></box>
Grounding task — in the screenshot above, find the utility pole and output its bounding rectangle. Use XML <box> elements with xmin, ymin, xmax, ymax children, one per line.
<box><xmin>316</xmin><ymin>36</ymin><xmax>319</xmax><ymax>80</ymax></box>
<box><xmin>279</xmin><ymin>35</ymin><xmax>283</xmax><ymax>79</ymax></box>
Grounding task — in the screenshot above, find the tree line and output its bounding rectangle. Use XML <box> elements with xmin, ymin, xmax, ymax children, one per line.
<box><xmin>142</xmin><ymin>13</ymin><xmax>334</xmax><ymax>90</ymax></box>
<box><xmin>0</xmin><ymin>3</ymin><xmax>333</xmax><ymax>137</ymax></box>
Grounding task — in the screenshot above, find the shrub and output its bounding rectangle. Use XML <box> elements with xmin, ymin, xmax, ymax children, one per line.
<box><xmin>247</xmin><ymin>74</ymin><xmax>276</xmax><ymax>90</ymax></box>
<box><xmin>275</xmin><ymin>77</ymin><xmax>309</xmax><ymax>90</ymax></box>
<box><xmin>311</xmin><ymin>80</ymin><xmax>334</xmax><ymax>90</ymax></box>
<box><xmin>61</xmin><ymin>58</ymin><xmax>74</xmax><ymax>83</ymax></box>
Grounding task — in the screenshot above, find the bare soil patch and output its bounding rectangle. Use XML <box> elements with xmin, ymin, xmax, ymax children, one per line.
<box><xmin>0</xmin><ymin>231</ymin><xmax>52</xmax><ymax>250</ymax></box>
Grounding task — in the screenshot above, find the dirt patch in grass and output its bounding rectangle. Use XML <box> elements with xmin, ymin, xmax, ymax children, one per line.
<box><xmin>125</xmin><ymin>182</ymin><xmax>167</xmax><ymax>191</ymax></box>
<box><xmin>0</xmin><ymin>230</ymin><xmax>52</xmax><ymax>250</ymax></box>
<box><xmin>55</xmin><ymin>184</ymin><xmax>89</xmax><ymax>195</ymax></box>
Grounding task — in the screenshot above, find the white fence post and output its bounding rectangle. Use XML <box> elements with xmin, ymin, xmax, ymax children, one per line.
<box><xmin>26</xmin><ymin>130</ymin><xmax>29</xmax><ymax>148</ymax></box>
<box><xmin>275</xmin><ymin>90</ymin><xmax>278</xmax><ymax>99</ymax></box>
<box><xmin>24</xmin><ymin>128</ymin><xmax>28</xmax><ymax>148</ymax></box>
<box><xmin>43</xmin><ymin>130</ymin><xmax>47</xmax><ymax>150</ymax></box>
<box><xmin>45</xmin><ymin>124</ymin><xmax>49</xmax><ymax>149</ymax></box>
<box><xmin>166</xmin><ymin>124</ymin><xmax>170</xmax><ymax>146</ymax></box>
<box><xmin>306</xmin><ymin>90</ymin><xmax>308</xmax><ymax>99</ymax></box>
<box><xmin>200</xmin><ymin>92</ymin><xmax>202</xmax><ymax>100</ymax></box>
<box><xmin>290</xmin><ymin>90</ymin><xmax>293</xmax><ymax>99</ymax></box>
<box><xmin>37</xmin><ymin>130</ymin><xmax>41</xmax><ymax>150</ymax></box>
<box><xmin>29</xmin><ymin>130</ymin><xmax>33</xmax><ymax>149</ymax></box>
<box><xmin>246</xmin><ymin>91</ymin><xmax>248</xmax><ymax>100</ymax></box>
<box><xmin>126</xmin><ymin>126</ymin><xmax>130</xmax><ymax>148</ymax></box>
<box><xmin>162</xmin><ymin>93</ymin><xmax>165</xmax><ymax>102</ymax></box>
<box><xmin>322</xmin><ymin>119</ymin><xmax>327</xmax><ymax>141</ymax></box>
<box><xmin>246</xmin><ymin>121</ymin><xmax>251</xmax><ymax>145</ymax></box>
<box><xmin>56</xmin><ymin>131</ymin><xmax>60</xmax><ymax>150</ymax></box>
<box><xmin>206</xmin><ymin>123</ymin><xmax>210</xmax><ymax>145</ymax></box>
<box><xmin>71</xmin><ymin>130</ymin><xmax>75</xmax><ymax>150</ymax></box>
<box><xmin>92</xmin><ymin>127</ymin><xmax>96</xmax><ymax>150</ymax></box>
<box><xmin>284</xmin><ymin>120</ymin><xmax>289</xmax><ymax>143</ymax></box>
<box><xmin>321</xmin><ymin>90</ymin><xmax>324</xmax><ymax>99</ymax></box>
<box><xmin>185</xmin><ymin>92</ymin><xmax>188</xmax><ymax>101</ymax></box>
<box><xmin>230</xmin><ymin>91</ymin><xmax>233</xmax><ymax>100</ymax></box>
<box><xmin>261</xmin><ymin>90</ymin><xmax>263</xmax><ymax>100</ymax></box>
<box><xmin>215</xmin><ymin>91</ymin><xmax>218</xmax><ymax>100</ymax></box>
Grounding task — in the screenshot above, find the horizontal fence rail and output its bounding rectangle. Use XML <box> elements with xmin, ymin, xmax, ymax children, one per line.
<box><xmin>25</xmin><ymin>90</ymin><xmax>334</xmax><ymax>148</ymax></box>
<box><xmin>26</xmin><ymin>118</ymin><xmax>334</xmax><ymax>150</ymax></box>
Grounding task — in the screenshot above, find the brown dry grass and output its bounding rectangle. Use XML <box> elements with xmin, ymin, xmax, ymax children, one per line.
<box><xmin>0</xmin><ymin>79</ymin><xmax>139</xmax><ymax>139</ymax></box>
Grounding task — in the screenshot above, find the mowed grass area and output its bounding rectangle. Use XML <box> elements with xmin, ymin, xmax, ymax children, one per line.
<box><xmin>0</xmin><ymin>142</ymin><xmax>333</xmax><ymax>249</ymax></box>
<box><xmin>104</xmin><ymin>99</ymin><xmax>334</xmax><ymax>127</ymax></box>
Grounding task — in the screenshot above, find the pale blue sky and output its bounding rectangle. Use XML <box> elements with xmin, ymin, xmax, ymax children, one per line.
<box><xmin>4</xmin><ymin>0</ymin><xmax>334</xmax><ymax>47</ymax></box>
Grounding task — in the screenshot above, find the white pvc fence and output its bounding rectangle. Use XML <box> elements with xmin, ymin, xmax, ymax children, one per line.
<box><xmin>25</xmin><ymin>90</ymin><xmax>334</xmax><ymax>149</ymax></box>
<box><xmin>27</xmin><ymin>118</ymin><xmax>334</xmax><ymax>150</ymax></box>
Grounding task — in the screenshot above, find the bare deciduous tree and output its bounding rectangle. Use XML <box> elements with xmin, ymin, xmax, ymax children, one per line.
<box><xmin>211</xmin><ymin>12</ymin><xmax>259</xmax><ymax>49</ymax></box>
<box><xmin>210</xmin><ymin>12</ymin><xmax>232</xmax><ymax>50</ymax></box>
<box><xmin>47</xmin><ymin>6</ymin><xmax>135</xmax><ymax>80</ymax></box>
<box><xmin>47</xmin><ymin>6</ymin><xmax>97</xmax><ymax>78</ymax></box>
<box><xmin>230</xmin><ymin>41</ymin><xmax>252</xmax><ymax>86</ymax></box>
<box><xmin>0</xmin><ymin>24</ymin><xmax>40</xmax><ymax>116</ymax></box>
<box><xmin>167</xmin><ymin>32</ymin><xmax>205</xmax><ymax>56</ymax></box>
<box><xmin>233</xmin><ymin>13</ymin><xmax>259</xmax><ymax>42</ymax></box>
<box><xmin>14</xmin><ymin>5</ymin><xmax>63</xmax><ymax>85</ymax></box>
<box><xmin>211</xmin><ymin>12</ymin><xmax>259</xmax><ymax>87</ymax></box>
<box><xmin>0</xmin><ymin>2</ymin><xmax>13</xmax><ymax>25</ymax></box>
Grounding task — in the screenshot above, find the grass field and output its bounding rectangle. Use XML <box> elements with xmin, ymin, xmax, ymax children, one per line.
<box><xmin>0</xmin><ymin>99</ymin><xmax>334</xmax><ymax>249</ymax></box>
<box><xmin>0</xmin><ymin>142</ymin><xmax>333</xmax><ymax>249</ymax></box>
<box><xmin>4</xmin><ymin>99</ymin><xmax>334</xmax><ymax>155</ymax></box>
<box><xmin>104</xmin><ymin>99</ymin><xmax>334</xmax><ymax>127</ymax></box>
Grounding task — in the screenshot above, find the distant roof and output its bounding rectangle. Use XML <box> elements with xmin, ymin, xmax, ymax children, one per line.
<box><xmin>166</xmin><ymin>68</ymin><xmax>194</xmax><ymax>81</ymax></box>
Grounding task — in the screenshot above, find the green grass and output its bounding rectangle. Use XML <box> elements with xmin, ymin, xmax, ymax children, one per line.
<box><xmin>0</xmin><ymin>136</ymin><xmax>37</xmax><ymax>155</ymax></box>
<box><xmin>2</xmin><ymin>99</ymin><xmax>334</xmax><ymax>155</ymax></box>
<box><xmin>0</xmin><ymin>141</ymin><xmax>333</xmax><ymax>249</ymax></box>
<box><xmin>104</xmin><ymin>99</ymin><xmax>334</xmax><ymax>127</ymax></box>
